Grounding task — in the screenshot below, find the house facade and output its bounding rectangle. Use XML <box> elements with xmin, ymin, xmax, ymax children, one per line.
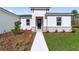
<box><xmin>0</xmin><ymin>7</ymin><xmax>72</xmax><ymax>34</ymax></box>
<box><xmin>20</xmin><ymin>7</ymin><xmax>72</xmax><ymax>32</ymax></box>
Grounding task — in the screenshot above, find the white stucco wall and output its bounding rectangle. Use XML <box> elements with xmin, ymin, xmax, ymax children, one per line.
<box><xmin>20</xmin><ymin>17</ymin><xmax>32</xmax><ymax>30</ymax></box>
<box><xmin>32</xmin><ymin>10</ymin><xmax>48</xmax><ymax>31</ymax></box>
<box><xmin>62</xmin><ymin>16</ymin><xmax>71</xmax><ymax>26</ymax></box>
<box><xmin>47</xmin><ymin>16</ymin><xmax>71</xmax><ymax>26</ymax></box>
<box><xmin>0</xmin><ymin>10</ymin><xmax>19</xmax><ymax>34</ymax></box>
<box><xmin>47</xmin><ymin>16</ymin><xmax>72</xmax><ymax>32</ymax></box>
<box><xmin>47</xmin><ymin>16</ymin><xmax>56</xmax><ymax>26</ymax></box>
<box><xmin>20</xmin><ymin>12</ymin><xmax>72</xmax><ymax>32</ymax></box>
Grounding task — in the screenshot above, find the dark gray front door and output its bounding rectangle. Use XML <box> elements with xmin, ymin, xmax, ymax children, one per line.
<box><xmin>37</xmin><ymin>19</ymin><xmax>42</xmax><ymax>29</ymax></box>
<box><xmin>36</xmin><ymin>17</ymin><xmax>43</xmax><ymax>29</ymax></box>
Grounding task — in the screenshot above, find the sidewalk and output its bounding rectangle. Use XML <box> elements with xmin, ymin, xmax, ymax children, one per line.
<box><xmin>31</xmin><ymin>31</ymin><xmax>48</xmax><ymax>51</ymax></box>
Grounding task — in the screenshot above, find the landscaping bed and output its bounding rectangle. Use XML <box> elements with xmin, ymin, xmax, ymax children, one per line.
<box><xmin>0</xmin><ymin>30</ymin><xmax>35</xmax><ymax>51</ymax></box>
<box><xmin>44</xmin><ymin>28</ymin><xmax>79</xmax><ymax>51</ymax></box>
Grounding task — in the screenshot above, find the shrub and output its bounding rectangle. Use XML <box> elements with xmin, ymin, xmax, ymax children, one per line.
<box><xmin>46</xmin><ymin>31</ymin><xmax>49</xmax><ymax>33</ymax></box>
<box><xmin>12</xmin><ymin>39</ymin><xmax>23</xmax><ymax>50</ymax></box>
<box><xmin>55</xmin><ymin>30</ymin><xmax>57</xmax><ymax>32</ymax></box>
<box><xmin>63</xmin><ymin>30</ymin><xmax>65</xmax><ymax>32</ymax></box>
<box><xmin>11</xmin><ymin>20</ymin><xmax>21</xmax><ymax>34</ymax></box>
<box><xmin>12</xmin><ymin>39</ymin><xmax>31</xmax><ymax>51</ymax></box>
<box><xmin>0</xmin><ymin>39</ymin><xmax>4</xmax><ymax>45</ymax></box>
<box><xmin>0</xmin><ymin>38</ymin><xmax>7</xmax><ymax>45</ymax></box>
<box><xmin>72</xmin><ymin>25</ymin><xmax>79</xmax><ymax>28</ymax></box>
<box><xmin>72</xmin><ymin>28</ymin><xmax>76</xmax><ymax>33</ymax></box>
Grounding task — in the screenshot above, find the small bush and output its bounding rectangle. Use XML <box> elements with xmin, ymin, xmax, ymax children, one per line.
<box><xmin>63</xmin><ymin>30</ymin><xmax>65</xmax><ymax>32</ymax></box>
<box><xmin>12</xmin><ymin>39</ymin><xmax>31</xmax><ymax>51</ymax></box>
<box><xmin>0</xmin><ymin>38</ymin><xmax>7</xmax><ymax>45</ymax></box>
<box><xmin>72</xmin><ymin>25</ymin><xmax>79</xmax><ymax>28</ymax></box>
<box><xmin>46</xmin><ymin>31</ymin><xmax>49</xmax><ymax>33</ymax></box>
<box><xmin>55</xmin><ymin>30</ymin><xmax>57</xmax><ymax>32</ymax></box>
<box><xmin>11</xmin><ymin>20</ymin><xmax>21</xmax><ymax>34</ymax></box>
<box><xmin>12</xmin><ymin>39</ymin><xmax>23</xmax><ymax>49</ymax></box>
<box><xmin>72</xmin><ymin>28</ymin><xmax>76</xmax><ymax>33</ymax></box>
<box><xmin>0</xmin><ymin>39</ymin><xmax>4</xmax><ymax>45</ymax></box>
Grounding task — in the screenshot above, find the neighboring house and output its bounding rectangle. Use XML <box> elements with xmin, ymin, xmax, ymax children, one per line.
<box><xmin>0</xmin><ymin>7</ymin><xmax>73</xmax><ymax>34</ymax></box>
<box><xmin>75</xmin><ymin>15</ymin><xmax>79</xmax><ymax>25</ymax></box>
<box><xmin>0</xmin><ymin>7</ymin><xmax>19</xmax><ymax>34</ymax></box>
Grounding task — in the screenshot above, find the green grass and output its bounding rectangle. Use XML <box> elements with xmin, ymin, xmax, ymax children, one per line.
<box><xmin>44</xmin><ymin>28</ymin><xmax>79</xmax><ymax>51</ymax></box>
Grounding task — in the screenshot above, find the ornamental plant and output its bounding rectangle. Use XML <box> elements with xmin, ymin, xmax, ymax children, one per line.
<box><xmin>11</xmin><ymin>20</ymin><xmax>21</xmax><ymax>34</ymax></box>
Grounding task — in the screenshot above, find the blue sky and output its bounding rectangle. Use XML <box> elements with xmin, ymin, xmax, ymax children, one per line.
<box><xmin>3</xmin><ymin>7</ymin><xmax>79</xmax><ymax>15</ymax></box>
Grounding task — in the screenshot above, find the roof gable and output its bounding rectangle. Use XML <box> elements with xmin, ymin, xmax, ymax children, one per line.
<box><xmin>0</xmin><ymin>7</ymin><xmax>17</xmax><ymax>16</ymax></box>
<box><xmin>46</xmin><ymin>13</ymin><xmax>73</xmax><ymax>16</ymax></box>
<box><xmin>31</xmin><ymin>7</ymin><xmax>49</xmax><ymax>11</ymax></box>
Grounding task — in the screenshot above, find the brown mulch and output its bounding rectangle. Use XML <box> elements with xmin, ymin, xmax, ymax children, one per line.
<box><xmin>0</xmin><ymin>30</ymin><xmax>36</xmax><ymax>51</ymax></box>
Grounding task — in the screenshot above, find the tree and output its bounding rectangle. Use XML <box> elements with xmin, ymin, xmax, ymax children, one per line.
<box><xmin>72</xmin><ymin>10</ymin><xmax>78</xmax><ymax>25</ymax></box>
<box><xmin>11</xmin><ymin>20</ymin><xmax>21</xmax><ymax>34</ymax></box>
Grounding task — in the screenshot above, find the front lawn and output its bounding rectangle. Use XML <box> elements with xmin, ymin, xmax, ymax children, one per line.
<box><xmin>44</xmin><ymin>28</ymin><xmax>79</xmax><ymax>51</ymax></box>
<box><xmin>0</xmin><ymin>30</ymin><xmax>35</xmax><ymax>51</ymax></box>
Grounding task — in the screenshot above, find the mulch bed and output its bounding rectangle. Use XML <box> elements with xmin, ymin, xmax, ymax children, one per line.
<box><xmin>0</xmin><ymin>30</ymin><xmax>36</xmax><ymax>51</ymax></box>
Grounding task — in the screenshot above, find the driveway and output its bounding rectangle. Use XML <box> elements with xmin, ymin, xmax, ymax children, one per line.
<box><xmin>31</xmin><ymin>31</ymin><xmax>48</xmax><ymax>51</ymax></box>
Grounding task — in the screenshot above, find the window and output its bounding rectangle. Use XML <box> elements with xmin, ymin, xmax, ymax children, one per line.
<box><xmin>26</xmin><ymin>19</ymin><xmax>30</xmax><ymax>25</ymax></box>
<box><xmin>57</xmin><ymin>17</ymin><xmax>62</xmax><ymax>26</ymax></box>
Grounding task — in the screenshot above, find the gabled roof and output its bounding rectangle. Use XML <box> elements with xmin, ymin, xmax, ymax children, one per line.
<box><xmin>46</xmin><ymin>13</ymin><xmax>73</xmax><ymax>16</ymax></box>
<box><xmin>45</xmin><ymin>12</ymin><xmax>73</xmax><ymax>19</ymax></box>
<box><xmin>0</xmin><ymin>7</ymin><xmax>17</xmax><ymax>16</ymax></box>
<box><xmin>18</xmin><ymin>14</ymin><xmax>32</xmax><ymax>17</ymax></box>
<box><xmin>18</xmin><ymin>14</ymin><xmax>32</xmax><ymax>19</ymax></box>
<box><xmin>31</xmin><ymin>7</ymin><xmax>49</xmax><ymax>10</ymax></box>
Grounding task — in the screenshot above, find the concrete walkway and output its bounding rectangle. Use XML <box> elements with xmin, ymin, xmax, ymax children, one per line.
<box><xmin>31</xmin><ymin>31</ymin><xmax>48</xmax><ymax>51</ymax></box>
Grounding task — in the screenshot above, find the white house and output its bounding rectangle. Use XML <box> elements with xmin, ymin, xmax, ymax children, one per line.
<box><xmin>20</xmin><ymin>7</ymin><xmax>72</xmax><ymax>32</ymax></box>
<box><xmin>0</xmin><ymin>7</ymin><xmax>72</xmax><ymax>34</ymax></box>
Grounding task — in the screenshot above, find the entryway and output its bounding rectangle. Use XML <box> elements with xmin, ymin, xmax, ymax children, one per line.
<box><xmin>36</xmin><ymin>17</ymin><xmax>43</xmax><ymax>30</ymax></box>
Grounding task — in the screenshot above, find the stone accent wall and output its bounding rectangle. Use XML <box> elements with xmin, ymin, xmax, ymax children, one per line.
<box><xmin>42</xmin><ymin>26</ymin><xmax>47</xmax><ymax>32</ymax></box>
<box><xmin>32</xmin><ymin>26</ymin><xmax>72</xmax><ymax>32</ymax></box>
<box><xmin>47</xmin><ymin>26</ymin><xmax>72</xmax><ymax>32</ymax></box>
<box><xmin>32</xmin><ymin>27</ymin><xmax>36</xmax><ymax>32</ymax></box>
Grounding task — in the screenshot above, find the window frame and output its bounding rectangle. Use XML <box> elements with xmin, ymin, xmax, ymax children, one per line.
<box><xmin>56</xmin><ymin>17</ymin><xmax>62</xmax><ymax>26</ymax></box>
<box><xmin>26</xmin><ymin>19</ymin><xmax>30</xmax><ymax>26</ymax></box>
